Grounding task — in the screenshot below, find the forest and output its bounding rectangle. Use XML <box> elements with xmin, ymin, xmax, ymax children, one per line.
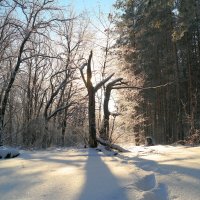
<box><xmin>0</xmin><ymin>0</ymin><xmax>200</xmax><ymax>149</ymax></box>
<box><xmin>1</xmin><ymin>1</ymin><xmax>200</xmax><ymax>200</ymax></box>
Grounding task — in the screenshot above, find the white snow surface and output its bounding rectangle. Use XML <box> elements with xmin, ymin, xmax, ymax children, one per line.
<box><xmin>0</xmin><ymin>145</ymin><xmax>200</xmax><ymax>200</ymax></box>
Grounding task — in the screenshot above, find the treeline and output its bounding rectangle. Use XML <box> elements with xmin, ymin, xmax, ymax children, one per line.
<box><xmin>115</xmin><ymin>0</ymin><xmax>200</xmax><ymax>144</ymax></box>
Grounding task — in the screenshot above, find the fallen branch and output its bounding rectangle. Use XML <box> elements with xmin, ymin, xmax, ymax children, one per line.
<box><xmin>96</xmin><ymin>137</ymin><xmax>129</xmax><ymax>153</ymax></box>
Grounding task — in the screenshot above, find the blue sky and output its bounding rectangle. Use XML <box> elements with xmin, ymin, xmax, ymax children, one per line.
<box><xmin>58</xmin><ymin>0</ymin><xmax>116</xmax><ymax>14</ymax></box>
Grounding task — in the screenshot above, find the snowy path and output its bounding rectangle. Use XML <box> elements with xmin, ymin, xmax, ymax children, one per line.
<box><xmin>0</xmin><ymin>146</ymin><xmax>200</xmax><ymax>200</ymax></box>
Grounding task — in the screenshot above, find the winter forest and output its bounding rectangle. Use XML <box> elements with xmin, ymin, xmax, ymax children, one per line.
<box><xmin>0</xmin><ymin>0</ymin><xmax>200</xmax><ymax>148</ymax></box>
<box><xmin>1</xmin><ymin>0</ymin><xmax>200</xmax><ymax>200</ymax></box>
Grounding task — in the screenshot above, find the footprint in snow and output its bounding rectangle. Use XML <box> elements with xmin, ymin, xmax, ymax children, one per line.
<box><xmin>124</xmin><ymin>172</ymin><xmax>169</xmax><ymax>200</ymax></box>
<box><xmin>136</xmin><ymin>173</ymin><xmax>156</xmax><ymax>191</ymax></box>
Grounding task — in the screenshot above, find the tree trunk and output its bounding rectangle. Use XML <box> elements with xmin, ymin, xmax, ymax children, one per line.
<box><xmin>100</xmin><ymin>87</ymin><xmax>111</xmax><ymax>140</ymax></box>
<box><xmin>186</xmin><ymin>33</ymin><xmax>195</xmax><ymax>135</ymax></box>
<box><xmin>0</xmin><ymin>110</ymin><xmax>3</xmax><ymax>146</ymax></box>
<box><xmin>42</xmin><ymin>119</ymin><xmax>49</xmax><ymax>148</ymax></box>
<box><xmin>88</xmin><ymin>87</ymin><xmax>97</xmax><ymax>147</ymax></box>
<box><xmin>61</xmin><ymin>120</ymin><xmax>66</xmax><ymax>147</ymax></box>
<box><xmin>174</xmin><ymin>42</ymin><xmax>184</xmax><ymax>140</ymax></box>
<box><xmin>61</xmin><ymin>109</ymin><xmax>68</xmax><ymax>146</ymax></box>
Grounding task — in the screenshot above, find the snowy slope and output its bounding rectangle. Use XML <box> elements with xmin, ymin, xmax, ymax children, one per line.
<box><xmin>0</xmin><ymin>145</ymin><xmax>200</xmax><ymax>200</ymax></box>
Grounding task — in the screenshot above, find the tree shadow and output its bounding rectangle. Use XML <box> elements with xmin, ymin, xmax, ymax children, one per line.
<box><xmin>20</xmin><ymin>150</ymin><xmax>85</xmax><ymax>167</ymax></box>
<box><xmin>78</xmin><ymin>149</ymin><xmax>130</xmax><ymax>200</ymax></box>
<box><xmin>117</xmin><ymin>152</ymin><xmax>200</xmax><ymax>179</ymax></box>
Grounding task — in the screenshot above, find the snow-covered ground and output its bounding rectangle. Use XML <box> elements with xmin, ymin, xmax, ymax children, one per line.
<box><xmin>0</xmin><ymin>145</ymin><xmax>200</xmax><ymax>200</ymax></box>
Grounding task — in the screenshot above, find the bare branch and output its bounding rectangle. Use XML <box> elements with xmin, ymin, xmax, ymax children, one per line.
<box><xmin>47</xmin><ymin>102</ymin><xmax>73</xmax><ymax>120</ymax></box>
<box><xmin>94</xmin><ymin>73</ymin><xmax>115</xmax><ymax>92</ymax></box>
<box><xmin>107</xmin><ymin>78</ymin><xmax>123</xmax><ymax>87</ymax></box>
<box><xmin>44</xmin><ymin>79</ymin><xmax>69</xmax><ymax>119</ymax></box>
<box><xmin>79</xmin><ymin>63</ymin><xmax>87</xmax><ymax>87</ymax></box>
<box><xmin>112</xmin><ymin>81</ymin><xmax>174</xmax><ymax>90</ymax></box>
<box><xmin>87</xmin><ymin>50</ymin><xmax>93</xmax><ymax>84</ymax></box>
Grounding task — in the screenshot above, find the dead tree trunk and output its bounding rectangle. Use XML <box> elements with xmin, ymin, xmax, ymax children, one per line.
<box><xmin>101</xmin><ymin>86</ymin><xmax>111</xmax><ymax>140</ymax></box>
<box><xmin>80</xmin><ymin>51</ymin><xmax>114</xmax><ymax>148</ymax></box>
<box><xmin>100</xmin><ymin>78</ymin><xmax>123</xmax><ymax>141</ymax></box>
<box><xmin>97</xmin><ymin>137</ymin><xmax>129</xmax><ymax>152</ymax></box>
<box><xmin>88</xmin><ymin>86</ymin><xmax>97</xmax><ymax>147</ymax></box>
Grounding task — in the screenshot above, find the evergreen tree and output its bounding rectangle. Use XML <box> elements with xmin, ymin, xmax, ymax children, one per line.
<box><xmin>115</xmin><ymin>0</ymin><xmax>200</xmax><ymax>144</ymax></box>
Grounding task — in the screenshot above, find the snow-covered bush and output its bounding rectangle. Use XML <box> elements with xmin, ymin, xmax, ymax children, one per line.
<box><xmin>0</xmin><ymin>146</ymin><xmax>20</xmax><ymax>159</ymax></box>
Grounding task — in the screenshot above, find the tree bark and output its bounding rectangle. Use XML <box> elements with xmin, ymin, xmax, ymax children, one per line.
<box><xmin>88</xmin><ymin>86</ymin><xmax>97</xmax><ymax>147</ymax></box>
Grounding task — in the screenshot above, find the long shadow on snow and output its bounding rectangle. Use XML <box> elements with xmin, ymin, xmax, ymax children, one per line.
<box><xmin>20</xmin><ymin>151</ymin><xmax>85</xmax><ymax>167</ymax></box>
<box><xmin>78</xmin><ymin>149</ymin><xmax>130</xmax><ymax>200</ymax></box>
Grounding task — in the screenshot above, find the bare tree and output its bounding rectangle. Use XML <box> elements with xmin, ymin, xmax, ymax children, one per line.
<box><xmin>80</xmin><ymin>51</ymin><xmax>114</xmax><ymax>147</ymax></box>
<box><xmin>89</xmin><ymin>11</ymin><xmax>117</xmax><ymax>132</ymax></box>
